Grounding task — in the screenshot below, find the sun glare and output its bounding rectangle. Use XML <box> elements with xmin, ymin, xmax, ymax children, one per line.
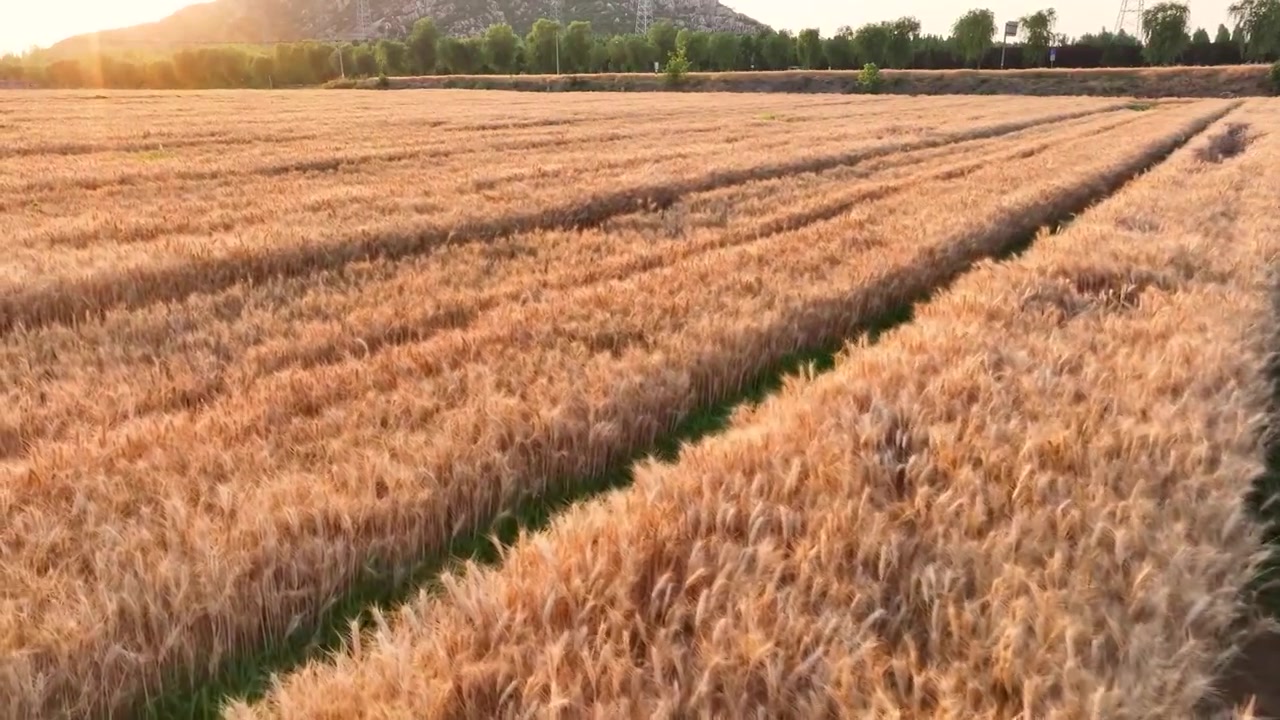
<box><xmin>4</xmin><ymin>0</ymin><xmax>199</xmax><ymax>53</ymax></box>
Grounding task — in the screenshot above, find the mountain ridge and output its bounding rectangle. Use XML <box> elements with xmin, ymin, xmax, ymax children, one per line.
<box><xmin>48</xmin><ymin>0</ymin><xmax>768</xmax><ymax>55</ymax></box>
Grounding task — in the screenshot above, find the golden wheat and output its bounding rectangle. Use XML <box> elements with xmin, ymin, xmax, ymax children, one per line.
<box><xmin>232</xmin><ymin>99</ymin><xmax>1278</xmax><ymax>720</ymax></box>
<box><xmin>0</xmin><ymin>93</ymin><xmax>1230</xmax><ymax>719</ymax></box>
<box><xmin>0</xmin><ymin>108</ymin><xmax>1148</xmax><ymax>454</ymax></box>
<box><xmin>0</xmin><ymin>94</ymin><xmax>1125</xmax><ymax>330</ymax></box>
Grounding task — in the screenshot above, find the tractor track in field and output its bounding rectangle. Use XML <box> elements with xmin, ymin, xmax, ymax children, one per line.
<box><xmin>134</xmin><ymin>101</ymin><xmax>1240</xmax><ymax>720</ymax></box>
<box><xmin>0</xmin><ymin>98</ymin><xmax>933</xmax><ymax>190</ymax></box>
<box><xmin>0</xmin><ymin>103</ymin><xmax>1129</xmax><ymax>336</ymax></box>
<box><xmin>2</xmin><ymin>109</ymin><xmax>1147</xmax><ymax>456</ymax></box>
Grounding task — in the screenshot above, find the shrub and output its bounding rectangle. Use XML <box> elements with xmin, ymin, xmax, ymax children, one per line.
<box><xmin>376</xmin><ymin>72</ymin><xmax>390</xmax><ymax>89</ymax></box>
<box><xmin>1271</xmin><ymin>60</ymin><xmax>1280</xmax><ymax>95</ymax></box>
<box><xmin>664</xmin><ymin>49</ymin><xmax>691</xmax><ymax>88</ymax></box>
<box><xmin>858</xmin><ymin>62</ymin><xmax>883</xmax><ymax>94</ymax></box>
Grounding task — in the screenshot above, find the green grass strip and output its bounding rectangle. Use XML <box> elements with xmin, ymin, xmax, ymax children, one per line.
<box><xmin>138</xmin><ymin>312</ymin><xmax>912</xmax><ymax>719</ymax></box>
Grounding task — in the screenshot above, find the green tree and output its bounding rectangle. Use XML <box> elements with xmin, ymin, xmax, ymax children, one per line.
<box><xmin>759</xmin><ymin>30</ymin><xmax>797</xmax><ymax>69</ymax></box>
<box><xmin>737</xmin><ymin>33</ymin><xmax>759</xmax><ymax>69</ymax></box>
<box><xmin>376</xmin><ymin>39</ymin><xmax>410</xmax><ymax>75</ymax></box>
<box><xmin>664</xmin><ymin>47</ymin><xmax>691</xmax><ymax>85</ymax></box>
<box><xmin>952</xmin><ymin>8</ymin><xmax>997</xmax><ymax>68</ymax></box>
<box><xmin>331</xmin><ymin>44</ymin><xmax>356</xmax><ymax>77</ymax></box>
<box><xmin>880</xmin><ymin>17</ymin><xmax>921</xmax><ymax>67</ymax></box>
<box><xmin>563</xmin><ymin>21</ymin><xmax>593</xmax><ymax>73</ymax></box>
<box><xmin>1079</xmin><ymin>27</ymin><xmax>1142</xmax><ymax>65</ymax></box>
<box><xmin>0</xmin><ymin>54</ymin><xmax>23</xmax><ymax>81</ymax></box>
<box><xmin>850</xmin><ymin>19</ymin><xmax>918</xmax><ymax>68</ymax></box>
<box><xmin>271</xmin><ymin>43</ymin><xmax>309</xmax><ymax>84</ymax></box>
<box><xmin>483</xmin><ymin>24</ymin><xmax>520</xmax><ymax>73</ymax></box>
<box><xmin>1211</xmin><ymin>23</ymin><xmax>1240</xmax><ymax>63</ymax></box>
<box><xmin>1019</xmin><ymin>9</ymin><xmax>1059</xmax><ymax>66</ymax></box>
<box><xmin>1192</xmin><ymin>27</ymin><xmax>1211</xmax><ymax>43</ymax></box>
<box><xmin>249</xmin><ymin>55</ymin><xmax>276</xmax><ymax>87</ymax></box>
<box><xmin>94</xmin><ymin>57</ymin><xmax>145</xmax><ymax>88</ymax></box>
<box><xmin>172</xmin><ymin>49</ymin><xmax>202</xmax><ymax>86</ymax></box>
<box><xmin>526</xmin><ymin>18</ymin><xmax>562</xmax><ymax>73</ymax></box>
<box><xmin>852</xmin><ymin>23</ymin><xmax>892</xmax><ymax>66</ymax></box>
<box><xmin>887</xmin><ymin>17</ymin><xmax>922</xmax><ymax>68</ymax></box>
<box><xmin>858</xmin><ymin>63</ymin><xmax>883</xmax><ymax>93</ymax></box>
<box><xmin>306</xmin><ymin>42</ymin><xmax>338</xmax><ymax>82</ymax></box>
<box><xmin>624</xmin><ymin>34</ymin><xmax>658</xmax><ymax>71</ymax></box>
<box><xmin>1142</xmin><ymin>3</ymin><xmax>1191</xmax><ymax>64</ymax></box>
<box><xmin>408</xmin><ymin>18</ymin><xmax>440</xmax><ymax>74</ymax></box>
<box><xmin>1230</xmin><ymin>0</ymin><xmax>1280</xmax><ymax>59</ymax></box>
<box><xmin>144</xmin><ymin>59</ymin><xmax>179</xmax><ymax>88</ymax></box>
<box><xmin>435</xmin><ymin>37</ymin><xmax>461</xmax><ymax>73</ymax></box>
<box><xmin>45</xmin><ymin>59</ymin><xmax>85</xmax><ymax>87</ymax></box>
<box><xmin>823</xmin><ymin>27</ymin><xmax>858</xmax><ymax>69</ymax></box>
<box><xmin>588</xmin><ymin>39</ymin><xmax>611</xmax><ymax>72</ymax></box>
<box><xmin>606</xmin><ymin>35</ymin><xmax>629</xmax><ymax>70</ymax></box>
<box><xmin>676</xmin><ymin>29</ymin><xmax>711</xmax><ymax>70</ymax></box>
<box><xmin>707</xmin><ymin>32</ymin><xmax>741</xmax><ymax>71</ymax></box>
<box><xmin>437</xmin><ymin>36</ymin><xmax>484</xmax><ymax>74</ymax></box>
<box><xmin>797</xmin><ymin>28</ymin><xmax>824</xmax><ymax>69</ymax></box>
<box><xmin>352</xmin><ymin>44</ymin><xmax>379</xmax><ymax>77</ymax></box>
<box><xmin>648</xmin><ymin>20</ymin><xmax>679</xmax><ymax>60</ymax></box>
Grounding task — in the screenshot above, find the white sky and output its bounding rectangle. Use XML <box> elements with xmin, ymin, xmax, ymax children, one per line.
<box><xmin>1</xmin><ymin>0</ymin><xmax>1238</xmax><ymax>55</ymax></box>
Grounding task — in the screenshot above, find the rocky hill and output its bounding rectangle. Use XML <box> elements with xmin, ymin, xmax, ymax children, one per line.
<box><xmin>49</xmin><ymin>0</ymin><xmax>767</xmax><ymax>54</ymax></box>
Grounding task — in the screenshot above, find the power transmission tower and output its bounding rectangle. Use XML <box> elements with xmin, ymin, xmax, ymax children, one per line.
<box><xmin>355</xmin><ymin>0</ymin><xmax>373</xmax><ymax>39</ymax></box>
<box><xmin>635</xmin><ymin>0</ymin><xmax>652</xmax><ymax>35</ymax></box>
<box><xmin>1115</xmin><ymin>0</ymin><xmax>1146</xmax><ymax>37</ymax></box>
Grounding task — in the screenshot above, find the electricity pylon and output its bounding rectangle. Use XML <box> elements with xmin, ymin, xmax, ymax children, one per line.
<box><xmin>635</xmin><ymin>0</ymin><xmax>652</xmax><ymax>35</ymax></box>
<box><xmin>1115</xmin><ymin>0</ymin><xmax>1146</xmax><ymax>38</ymax></box>
<box><xmin>355</xmin><ymin>0</ymin><xmax>373</xmax><ymax>39</ymax></box>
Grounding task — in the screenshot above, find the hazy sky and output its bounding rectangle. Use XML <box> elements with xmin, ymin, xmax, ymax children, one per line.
<box><xmin>2</xmin><ymin>0</ymin><xmax>1238</xmax><ymax>55</ymax></box>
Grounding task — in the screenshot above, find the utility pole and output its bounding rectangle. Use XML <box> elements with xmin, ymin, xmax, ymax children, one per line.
<box><xmin>1000</xmin><ymin>20</ymin><xmax>1019</xmax><ymax>69</ymax></box>
<box><xmin>550</xmin><ymin>0</ymin><xmax>562</xmax><ymax>74</ymax></box>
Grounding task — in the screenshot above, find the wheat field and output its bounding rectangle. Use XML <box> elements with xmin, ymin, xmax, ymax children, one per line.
<box><xmin>0</xmin><ymin>90</ymin><xmax>1273</xmax><ymax>719</ymax></box>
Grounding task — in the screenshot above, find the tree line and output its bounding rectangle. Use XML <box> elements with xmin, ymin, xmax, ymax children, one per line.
<box><xmin>2</xmin><ymin>1</ymin><xmax>1277</xmax><ymax>89</ymax></box>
